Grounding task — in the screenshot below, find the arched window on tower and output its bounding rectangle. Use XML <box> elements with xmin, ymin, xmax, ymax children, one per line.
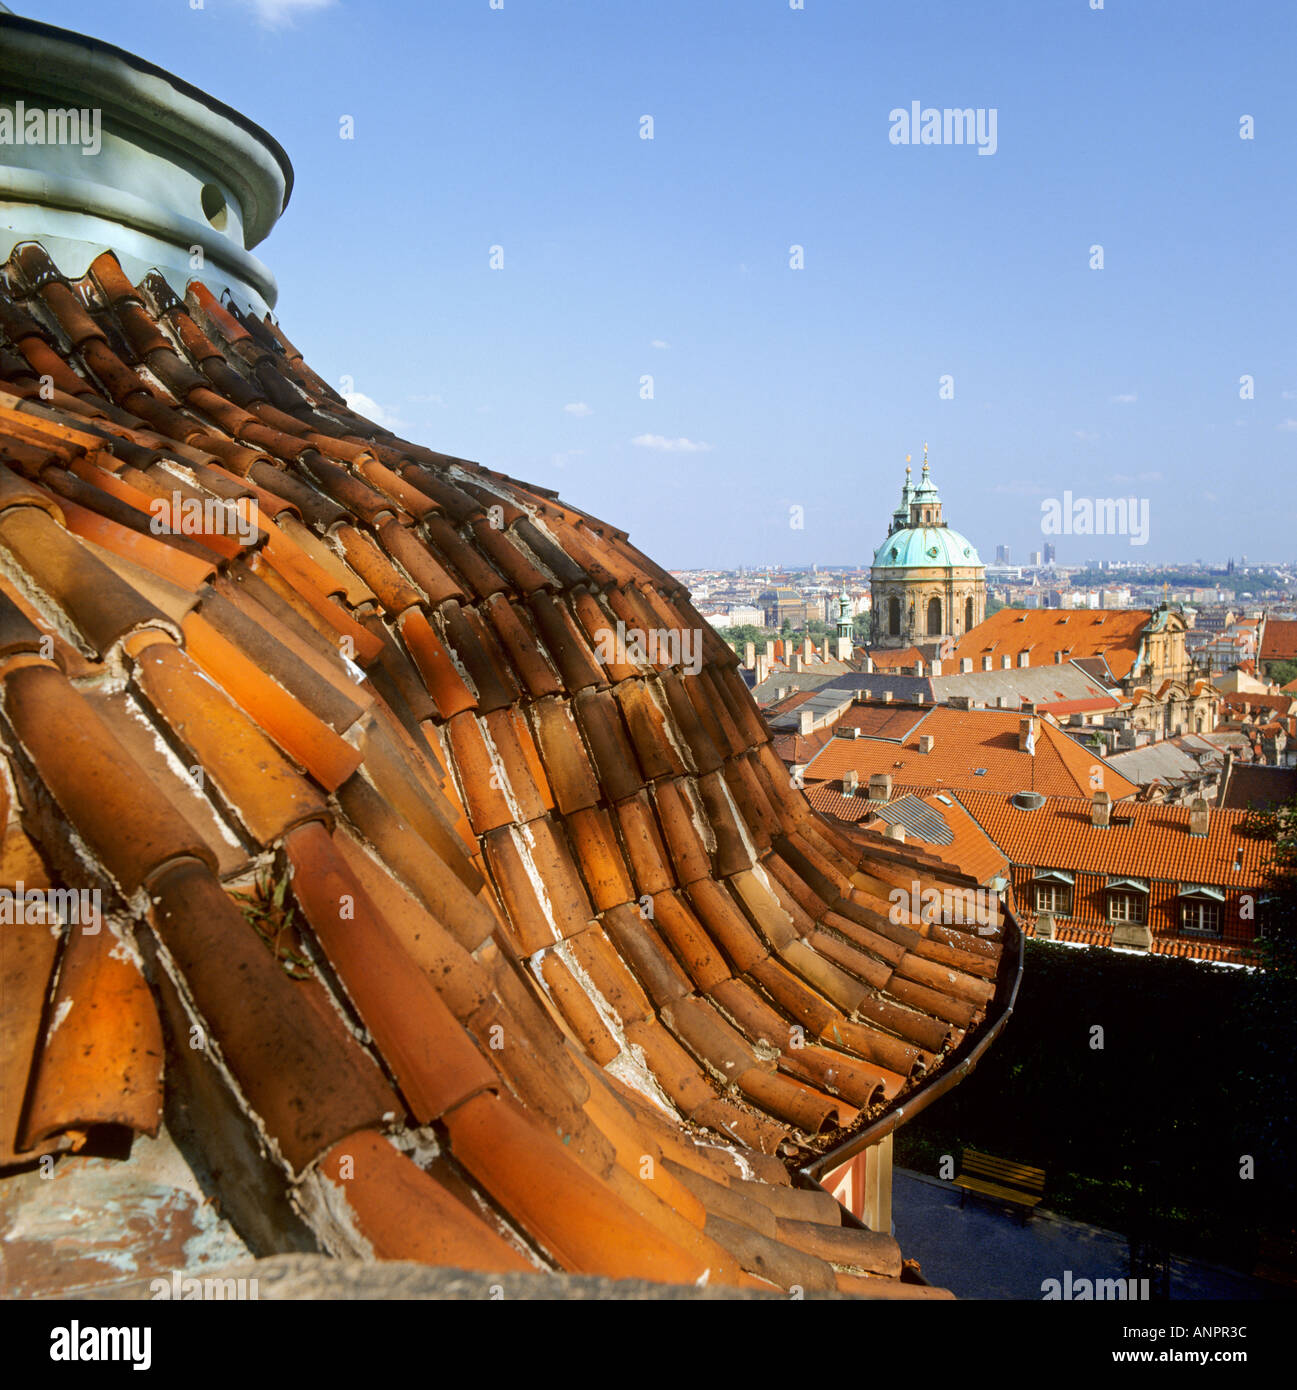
<box><xmin>888</xmin><ymin>596</ymin><xmax>901</xmax><ymax>637</ymax></box>
<box><xmin>927</xmin><ymin>597</ymin><xmax>942</xmax><ymax>636</ymax></box>
<box><xmin>965</xmin><ymin>596</ymin><xmax>974</xmax><ymax>631</ymax></box>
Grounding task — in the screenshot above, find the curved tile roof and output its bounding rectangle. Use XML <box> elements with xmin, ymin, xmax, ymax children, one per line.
<box><xmin>0</xmin><ymin>242</ymin><xmax>1015</xmax><ymax>1294</ymax></box>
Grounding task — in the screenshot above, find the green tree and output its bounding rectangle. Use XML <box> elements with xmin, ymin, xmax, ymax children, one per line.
<box><xmin>1265</xmin><ymin>659</ymin><xmax>1297</xmax><ymax>687</ymax></box>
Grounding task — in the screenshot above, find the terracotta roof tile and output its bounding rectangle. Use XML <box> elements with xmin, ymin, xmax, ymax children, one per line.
<box><xmin>0</xmin><ymin>242</ymin><xmax>1020</xmax><ymax>1295</ymax></box>
<box><xmin>147</xmin><ymin>858</ymin><xmax>400</xmax><ymax>1172</ymax></box>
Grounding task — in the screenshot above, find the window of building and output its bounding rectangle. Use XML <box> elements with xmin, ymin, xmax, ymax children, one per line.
<box><xmin>965</xmin><ymin>596</ymin><xmax>974</xmax><ymax>631</ymax></box>
<box><xmin>1108</xmin><ymin>891</ymin><xmax>1146</xmax><ymax>924</ymax></box>
<box><xmin>1035</xmin><ymin>881</ymin><xmax>1072</xmax><ymax>916</ymax></box>
<box><xmin>927</xmin><ymin>597</ymin><xmax>942</xmax><ymax>636</ymax></box>
<box><xmin>888</xmin><ymin>596</ymin><xmax>900</xmax><ymax>636</ymax></box>
<box><xmin>1180</xmin><ymin>898</ymin><xmax>1222</xmax><ymax>937</ymax></box>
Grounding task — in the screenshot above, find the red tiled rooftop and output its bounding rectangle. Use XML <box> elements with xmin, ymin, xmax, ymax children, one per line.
<box><xmin>1260</xmin><ymin>618</ymin><xmax>1297</xmax><ymax>662</ymax></box>
<box><xmin>951</xmin><ymin>608</ymin><xmax>1151</xmax><ymax>681</ymax></box>
<box><xmin>0</xmin><ymin>243</ymin><xmax>1017</xmax><ymax>1296</ymax></box>
<box><xmin>802</xmin><ymin>705</ymin><xmax>1139</xmax><ymax>801</ymax></box>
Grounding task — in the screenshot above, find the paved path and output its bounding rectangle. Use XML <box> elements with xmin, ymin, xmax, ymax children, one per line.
<box><xmin>892</xmin><ymin>1168</ymin><xmax>1289</xmax><ymax>1301</ymax></box>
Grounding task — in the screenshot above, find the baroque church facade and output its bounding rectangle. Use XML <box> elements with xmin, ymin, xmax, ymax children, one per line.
<box><xmin>870</xmin><ymin>449</ymin><xmax>986</xmax><ymax>650</ymax></box>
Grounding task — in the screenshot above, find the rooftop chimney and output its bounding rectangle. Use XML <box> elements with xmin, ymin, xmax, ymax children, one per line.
<box><xmin>868</xmin><ymin>773</ymin><xmax>892</xmax><ymax>803</ymax></box>
<box><xmin>1091</xmin><ymin>789</ymin><xmax>1111</xmax><ymax>827</ymax></box>
<box><xmin>912</xmin><ymin>660</ymin><xmax>924</xmax><ymax>677</ymax></box>
<box><xmin>743</xmin><ymin>640</ymin><xmax>756</xmax><ymax>670</ymax></box>
<box><xmin>754</xmin><ymin>653</ymin><xmax>770</xmax><ymax>686</ymax></box>
<box><xmin>802</xmin><ymin>636</ymin><xmax>813</xmax><ymax>662</ymax></box>
<box><xmin>842</xmin><ymin>770</ymin><xmax>858</xmax><ymax>797</ymax></box>
<box><xmin>790</xmin><ymin>653</ymin><xmax>803</xmax><ymax>673</ymax></box>
<box><xmin>918</xmin><ymin>734</ymin><xmax>935</xmax><ymax>753</ymax></box>
<box><xmin>883</xmin><ymin>822</ymin><xmax>906</xmax><ymax>843</ymax></box>
<box><xmin>882</xmin><ymin>691</ymin><xmax>892</xmax><ymax>704</ymax></box>
<box><xmin>1189</xmin><ymin>796</ymin><xmax>1209</xmax><ymax>836</ymax></box>
<box><xmin>799</xmin><ymin>709</ymin><xmax>814</xmax><ymax>735</ymax></box>
<box><xmin>1017</xmin><ymin>716</ymin><xmax>1035</xmax><ymax>751</ymax></box>
<box><xmin>0</xmin><ymin>12</ymin><xmax>291</xmax><ymax>315</ymax></box>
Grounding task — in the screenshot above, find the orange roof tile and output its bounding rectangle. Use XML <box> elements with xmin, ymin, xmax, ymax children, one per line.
<box><xmin>0</xmin><ymin>232</ymin><xmax>1021</xmax><ymax>1298</ymax></box>
<box><xmin>952</xmin><ymin>787</ymin><xmax>1272</xmax><ymax>884</ymax></box>
<box><xmin>951</xmin><ymin>608</ymin><xmax>1152</xmax><ymax>681</ymax></box>
<box><xmin>803</xmin><ymin>704</ymin><xmax>1138</xmax><ymax>800</ymax></box>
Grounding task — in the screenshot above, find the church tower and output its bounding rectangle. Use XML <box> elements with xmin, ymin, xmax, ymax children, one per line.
<box><xmin>870</xmin><ymin>447</ymin><xmax>986</xmax><ymax>652</ymax></box>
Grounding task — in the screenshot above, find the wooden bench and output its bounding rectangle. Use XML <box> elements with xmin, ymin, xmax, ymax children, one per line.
<box><xmin>954</xmin><ymin>1149</ymin><xmax>1046</xmax><ymax>1222</ymax></box>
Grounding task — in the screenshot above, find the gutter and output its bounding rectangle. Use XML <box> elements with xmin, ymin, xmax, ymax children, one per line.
<box><xmin>797</xmin><ymin>904</ymin><xmax>1025</xmax><ymax>1182</ymax></box>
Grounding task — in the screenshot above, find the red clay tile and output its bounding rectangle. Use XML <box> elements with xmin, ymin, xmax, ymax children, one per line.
<box><xmin>0</xmin><ymin>505</ymin><xmax>174</xmax><ymax>658</ymax></box>
<box><xmin>21</xmin><ymin>923</ymin><xmax>164</xmax><ymax>1148</ymax></box>
<box><xmin>614</xmin><ymin>791</ymin><xmax>676</xmax><ymax>896</ymax></box>
<box><xmin>445</xmin><ymin>710</ymin><xmax>517</xmax><ymax>834</ymax></box>
<box><xmin>484</xmin><ymin>595</ymin><xmax>563</xmax><ymax>696</ymax></box>
<box><xmin>650</xmin><ymin>779</ymin><xmax>713</xmax><ymax>885</ymax></box>
<box><xmin>0</xmin><ymin>916</ymin><xmax>62</xmax><ymax>1165</ymax></box>
<box><xmin>399</xmin><ymin>608</ymin><xmax>478</xmax><ymax>718</ymax></box>
<box><xmin>335</xmin><ymin>773</ymin><xmax>500</xmax><ymax>951</ymax></box>
<box><xmin>687</xmin><ymin>878</ymin><xmax>770</xmax><ymax>974</ymax></box>
<box><xmin>3</xmin><ymin>662</ymin><xmax>217</xmax><ymax>892</ymax></box>
<box><xmin>285</xmin><ymin>821</ymin><xmax>497</xmax><ymax>1122</ymax></box>
<box><xmin>649</xmin><ymin>890</ymin><xmax>731</xmax><ymax>992</ymax></box>
<box><xmin>529</xmin><ymin>696</ymin><xmax>602</xmax><ymax>813</ymax></box>
<box><xmin>180</xmin><ymin>612</ymin><xmax>362</xmax><ymax>791</ymax></box>
<box><xmin>601</xmin><ymin>902</ymin><xmax>693</xmax><ymax>1007</ymax></box>
<box><xmin>132</xmin><ymin>640</ymin><xmax>329</xmax><ymax>844</ymax></box>
<box><xmin>564</xmin><ymin>806</ymin><xmax>635</xmax><ymax>910</ymax></box>
<box><xmin>441</xmin><ymin>600</ymin><xmax>520</xmax><ymax>711</ymax></box>
<box><xmin>534</xmin><ymin>948</ymin><xmax>621</xmax><ymax>1065</ymax></box>
<box><xmin>527</xmin><ymin>594</ymin><xmax>607</xmax><ymax>693</ymax></box>
<box><xmin>443</xmin><ymin>1089</ymin><xmax>713</xmax><ymax>1284</ymax></box>
<box><xmin>319</xmin><ymin>1129</ymin><xmax>537</xmax><ymax>1271</ymax></box>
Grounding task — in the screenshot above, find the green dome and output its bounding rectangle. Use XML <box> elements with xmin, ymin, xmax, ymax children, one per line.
<box><xmin>873</xmin><ymin>526</ymin><xmax>983</xmax><ymax>570</ymax></box>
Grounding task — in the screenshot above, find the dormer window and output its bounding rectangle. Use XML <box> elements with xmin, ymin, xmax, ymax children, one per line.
<box><xmin>1106</xmin><ymin>877</ymin><xmax>1149</xmax><ymax>924</ymax></box>
<box><xmin>1179</xmin><ymin>884</ymin><xmax>1225</xmax><ymax>937</ymax></box>
<box><xmin>1033</xmin><ymin>869</ymin><xmax>1074</xmax><ymax>917</ymax></box>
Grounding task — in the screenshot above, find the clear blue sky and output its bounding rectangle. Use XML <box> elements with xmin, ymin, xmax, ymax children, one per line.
<box><xmin>36</xmin><ymin>0</ymin><xmax>1297</xmax><ymax>569</ymax></box>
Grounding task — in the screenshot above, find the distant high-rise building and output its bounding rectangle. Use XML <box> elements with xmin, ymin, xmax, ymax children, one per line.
<box><xmin>995</xmin><ymin>544</ymin><xmax>1010</xmax><ymax>564</ymax></box>
<box><xmin>1043</xmin><ymin>543</ymin><xmax>1056</xmax><ymax>565</ymax></box>
<box><xmin>1029</xmin><ymin>550</ymin><xmax>1042</xmax><ymax>567</ymax></box>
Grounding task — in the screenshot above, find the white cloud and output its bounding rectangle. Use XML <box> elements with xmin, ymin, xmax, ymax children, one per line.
<box><xmin>1110</xmin><ymin>392</ymin><xmax>1138</xmax><ymax>404</ymax></box>
<box><xmin>650</xmin><ymin>339</ymin><xmax>671</xmax><ymax>349</ymax></box>
<box><xmin>563</xmin><ymin>402</ymin><xmax>593</xmax><ymax>417</ymax></box>
<box><xmin>241</xmin><ymin>0</ymin><xmax>336</xmax><ymax>28</ymax></box>
<box><xmin>631</xmin><ymin>434</ymin><xmax>713</xmax><ymax>453</ymax></box>
<box><xmin>343</xmin><ymin>391</ymin><xmax>402</xmax><ymax>430</ymax></box>
<box><xmin>1279</xmin><ymin>418</ymin><xmax>1297</xmax><ymax>432</ymax></box>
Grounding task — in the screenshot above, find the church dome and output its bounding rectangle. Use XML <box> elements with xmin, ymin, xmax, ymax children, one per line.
<box><xmin>873</xmin><ymin>525</ymin><xmax>983</xmax><ymax>569</ymax></box>
<box><xmin>874</xmin><ymin>450</ymin><xmax>983</xmax><ymax>570</ymax></box>
<box><xmin>873</xmin><ymin>522</ymin><xmax>978</xmax><ymax>567</ymax></box>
